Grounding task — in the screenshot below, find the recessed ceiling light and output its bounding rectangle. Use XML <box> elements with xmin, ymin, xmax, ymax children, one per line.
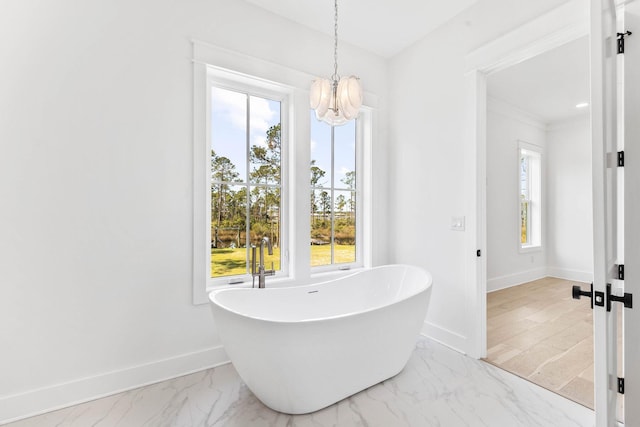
<box><xmin>576</xmin><ymin>102</ymin><xmax>589</xmax><ymax>108</ymax></box>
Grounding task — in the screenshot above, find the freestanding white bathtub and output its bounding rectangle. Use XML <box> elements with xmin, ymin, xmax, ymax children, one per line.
<box><xmin>208</xmin><ymin>264</ymin><xmax>432</xmax><ymax>414</ymax></box>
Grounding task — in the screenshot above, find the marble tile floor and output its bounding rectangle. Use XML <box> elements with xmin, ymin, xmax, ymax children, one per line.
<box><xmin>4</xmin><ymin>337</ymin><xmax>594</xmax><ymax>427</ymax></box>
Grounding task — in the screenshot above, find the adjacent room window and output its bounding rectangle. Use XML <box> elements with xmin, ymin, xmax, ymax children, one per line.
<box><xmin>209</xmin><ymin>83</ymin><xmax>287</xmax><ymax>282</ymax></box>
<box><xmin>519</xmin><ymin>142</ymin><xmax>542</xmax><ymax>250</ymax></box>
<box><xmin>310</xmin><ymin>111</ymin><xmax>361</xmax><ymax>269</ymax></box>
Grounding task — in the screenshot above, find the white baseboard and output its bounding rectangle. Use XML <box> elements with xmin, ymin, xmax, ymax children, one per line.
<box><xmin>546</xmin><ymin>267</ymin><xmax>593</xmax><ymax>283</ymax></box>
<box><xmin>421</xmin><ymin>321</ymin><xmax>468</xmax><ymax>355</ymax></box>
<box><xmin>487</xmin><ymin>267</ymin><xmax>547</xmax><ymax>292</ymax></box>
<box><xmin>0</xmin><ymin>346</ymin><xmax>229</xmax><ymax>425</ymax></box>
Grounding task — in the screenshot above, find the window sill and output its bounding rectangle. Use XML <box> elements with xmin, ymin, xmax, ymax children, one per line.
<box><xmin>205</xmin><ymin>275</ymin><xmax>297</xmax><ymax>295</ymax></box>
<box><xmin>519</xmin><ymin>245</ymin><xmax>542</xmax><ymax>254</ymax></box>
<box><xmin>203</xmin><ymin>267</ymin><xmax>365</xmax><ymax>299</ymax></box>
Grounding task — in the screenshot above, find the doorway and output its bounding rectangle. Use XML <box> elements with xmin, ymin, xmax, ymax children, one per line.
<box><xmin>481</xmin><ymin>36</ymin><xmax>595</xmax><ymax>408</ymax></box>
<box><xmin>466</xmin><ymin>0</ymin><xmax>638</xmax><ymax>423</ymax></box>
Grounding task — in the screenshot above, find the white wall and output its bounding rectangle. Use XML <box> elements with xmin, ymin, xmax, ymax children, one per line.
<box><xmin>0</xmin><ymin>0</ymin><xmax>389</xmax><ymax>422</ymax></box>
<box><xmin>484</xmin><ymin>103</ymin><xmax>592</xmax><ymax>291</ymax></box>
<box><xmin>388</xmin><ymin>0</ymin><xmax>569</xmax><ymax>352</ymax></box>
<box><xmin>485</xmin><ymin>98</ymin><xmax>548</xmax><ymax>291</ymax></box>
<box><xmin>546</xmin><ymin>114</ymin><xmax>593</xmax><ymax>281</ymax></box>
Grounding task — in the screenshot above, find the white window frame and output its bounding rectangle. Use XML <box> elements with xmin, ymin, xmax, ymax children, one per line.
<box><xmin>310</xmin><ymin>114</ymin><xmax>366</xmax><ymax>273</ymax></box>
<box><xmin>192</xmin><ymin>41</ymin><xmax>373</xmax><ymax>304</ymax></box>
<box><xmin>518</xmin><ymin>140</ymin><xmax>543</xmax><ymax>252</ymax></box>
<box><xmin>207</xmin><ymin>76</ymin><xmax>290</xmax><ymax>286</ymax></box>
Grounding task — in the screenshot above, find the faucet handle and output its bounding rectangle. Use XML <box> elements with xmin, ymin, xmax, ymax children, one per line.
<box><xmin>266</xmin><ymin>262</ymin><xmax>276</xmax><ymax>276</ymax></box>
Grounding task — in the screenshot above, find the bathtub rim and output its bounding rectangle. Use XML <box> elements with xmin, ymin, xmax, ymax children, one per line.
<box><xmin>208</xmin><ymin>263</ymin><xmax>432</xmax><ymax>324</ymax></box>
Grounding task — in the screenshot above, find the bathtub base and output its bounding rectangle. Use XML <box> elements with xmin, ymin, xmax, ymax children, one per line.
<box><xmin>255</xmin><ymin>367</ymin><xmax>406</xmax><ymax>415</ymax></box>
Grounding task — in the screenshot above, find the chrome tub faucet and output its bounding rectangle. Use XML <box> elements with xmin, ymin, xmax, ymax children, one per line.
<box><xmin>252</xmin><ymin>237</ymin><xmax>275</xmax><ymax>288</ymax></box>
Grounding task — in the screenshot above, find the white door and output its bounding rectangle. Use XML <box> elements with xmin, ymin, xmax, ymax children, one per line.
<box><xmin>590</xmin><ymin>0</ymin><xmax>620</xmax><ymax>425</ymax></box>
<box><xmin>622</xmin><ymin>1</ymin><xmax>640</xmax><ymax>424</ymax></box>
<box><xmin>590</xmin><ymin>0</ymin><xmax>640</xmax><ymax>425</ymax></box>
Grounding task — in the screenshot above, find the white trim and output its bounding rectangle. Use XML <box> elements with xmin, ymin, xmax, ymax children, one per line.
<box><xmin>421</xmin><ymin>322</ymin><xmax>468</xmax><ymax>356</ymax></box>
<box><xmin>486</xmin><ymin>267</ymin><xmax>548</xmax><ymax>293</ymax></box>
<box><xmin>622</xmin><ymin>0</ymin><xmax>640</xmax><ymax>422</ymax></box>
<box><xmin>465</xmin><ymin>0</ymin><xmax>589</xmax><ymax>74</ymax></box>
<box><xmin>487</xmin><ymin>96</ymin><xmax>547</xmax><ymax>130</ymax></box>
<box><xmin>519</xmin><ymin>245</ymin><xmax>543</xmax><ymax>254</ymax></box>
<box><xmin>309</xmin><ymin>109</ymin><xmax>370</xmax><ymax>273</ymax></box>
<box><xmin>193</xmin><ymin>40</ymin><xmax>376</xmax><ymax>304</ymax></box>
<box><xmin>546</xmin><ymin>267</ymin><xmax>594</xmax><ymax>283</ymax></box>
<box><xmin>463</xmin><ymin>70</ymin><xmax>486</xmax><ymax>359</ymax></box>
<box><xmin>518</xmin><ymin>141</ymin><xmax>543</xmax><ymax>251</ymax></box>
<box><xmin>464</xmin><ymin>0</ymin><xmax>589</xmax><ymax>359</ymax></box>
<box><xmin>0</xmin><ymin>346</ymin><xmax>229</xmax><ymax>425</ymax></box>
<box><xmin>192</xmin><ymin>40</ymin><xmax>379</xmax><ymax>109</ymax></box>
<box><xmin>193</xmin><ymin>40</ymin><xmax>313</xmax><ymax>305</ymax></box>
<box><xmin>486</xmin><ymin>267</ymin><xmax>595</xmax><ymax>293</ymax></box>
<box><xmin>359</xmin><ymin>107</ymin><xmax>374</xmax><ymax>269</ymax></box>
<box><xmin>205</xmin><ymin>76</ymin><xmax>292</xmax><ymax>289</ymax></box>
<box><xmin>546</xmin><ymin>112</ymin><xmax>590</xmax><ymax>131</ymax></box>
<box><xmin>518</xmin><ymin>140</ymin><xmax>544</xmax><ymax>152</ymax></box>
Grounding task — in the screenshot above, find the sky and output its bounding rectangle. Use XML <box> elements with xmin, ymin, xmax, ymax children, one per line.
<box><xmin>211</xmin><ymin>86</ymin><xmax>356</xmax><ymax>189</ymax></box>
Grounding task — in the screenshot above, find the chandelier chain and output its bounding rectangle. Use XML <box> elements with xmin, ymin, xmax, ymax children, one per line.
<box><xmin>332</xmin><ymin>0</ymin><xmax>339</xmax><ymax>81</ymax></box>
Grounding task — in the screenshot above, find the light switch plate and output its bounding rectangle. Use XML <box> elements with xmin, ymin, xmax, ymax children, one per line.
<box><xmin>451</xmin><ymin>216</ymin><xmax>465</xmax><ymax>231</ymax></box>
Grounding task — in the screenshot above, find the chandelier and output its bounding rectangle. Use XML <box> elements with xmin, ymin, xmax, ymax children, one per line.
<box><xmin>309</xmin><ymin>0</ymin><xmax>363</xmax><ymax>126</ymax></box>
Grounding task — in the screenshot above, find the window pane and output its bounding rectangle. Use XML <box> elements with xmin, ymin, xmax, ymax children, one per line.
<box><xmin>519</xmin><ymin>146</ymin><xmax>542</xmax><ymax>248</ymax></box>
<box><xmin>520</xmin><ymin>154</ymin><xmax>529</xmax><ymax>198</ymax></box>
<box><xmin>211</xmin><ymin>87</ymin><xmax>247</xmax><ymax>179</ymax></box>
<box><xmin>334</xmin><ymin>120</ymin><xmax>356</xmax><ymax>189</ymax></box>
<box><xmin>309</xmin><ymin>110</ymin><xmax>331</xmax><ymax>269</ymax></box>
<box><xmin>250</xmin><ymin>185</ymin><xmax>281</xmax><ymax>272</ymax></box>
<box><xmin>311</xmin><ymin>188</ymin><xmax>330</xmax><ymax>237</ymax></box>
<box><xmin>211</xmin><ymin>184</ymin><xmax>249</xmax><ymax>278</ymax></box>
<box><xmin>210</xmin><ymin>89</ymin><xmax>282</xmax><ymax>279</ymax></box>
<box><xmin>311</xmin><ymin>187</ymin><xmax>331</xmax><ymax>267</ymax></box>
<box><xmin>310</xmin><ymin>111</ymin><xmax>332</xmax><ymax>187</ymax></box>
<box><xmin>335</xmin><ymin>190</ymin><xmax>356</xmax><ymax>264</ymax></box>
<box><xmin>309</xmin><ymin>110</ymin><xmax>358</xmax><ymax>269</ymax></box>
<box><xmin>520</xmin><ymin>200</ymin><xmax>528</xmax><ymax>245</ymax></box>
<box><xmin>250</xmin><ymin>96</ymin><xmax>281</xmax><ymax>185</ymax></box>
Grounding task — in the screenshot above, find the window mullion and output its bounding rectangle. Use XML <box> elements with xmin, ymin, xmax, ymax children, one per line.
<box><xmin>330</xmin><ymin>126</ymin><xmax>335</xmax><ymax>265</ymax></box>
<box><xmin>245</xmin><ymin>94</ymin><xmax>251</xmax><ymax>274</ymax></box>
<box><xmin>527</xmin><ymin>154</ymin><xmax>532</xmax><ymax>245</ymax></box>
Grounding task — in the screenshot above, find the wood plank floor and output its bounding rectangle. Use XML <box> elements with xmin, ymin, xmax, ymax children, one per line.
<box><xmin>484</xmin><ymin>277</ymin><xmax>595</xmax><ymax>409</ymax></box>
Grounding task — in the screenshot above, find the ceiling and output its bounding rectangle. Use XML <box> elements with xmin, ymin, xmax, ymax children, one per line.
<box><xmin>487</xmin><ymin>36</ymin><xmax>590</xmax><ymax>124</ymax></box>
<box><xmin>243</xmin><ymin>0</ymin><xmax>478</xmax><ymax>58</ymax></box>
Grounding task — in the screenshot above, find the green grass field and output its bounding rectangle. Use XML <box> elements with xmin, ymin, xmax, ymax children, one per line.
<box><xmin>211</xmin><ymin>245</ymin><xmax>355</xmax><ymax>277</ymax></box>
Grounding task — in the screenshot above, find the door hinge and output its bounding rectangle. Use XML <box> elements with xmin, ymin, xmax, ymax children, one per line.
<box><xmin>477</xmin><ymin>249</ymin><xmax>481</xmax><ymax>257</ymax></box>
<box><xmin>607</xmin><ymin>151</ymin><xmax>624</xmax><ymax>168</ymax></box>
<box><xmin>618</xmin><ymin>31</ymin><xmax>632</xmax><ymax>54</ymax></box>
<box><xmin>618</xmin><ymin>377</ymin><xmax>625</xmax><ymax>394</ymax></box>
<box><xmin>617</xmin><ymin>264</ymin><xmax>624</xmax><ymax>280</ymax></box>
<box><xmin>606</xmin><ymin>283</ymin><xmax>633</xmax><ymax>311</ymax></box>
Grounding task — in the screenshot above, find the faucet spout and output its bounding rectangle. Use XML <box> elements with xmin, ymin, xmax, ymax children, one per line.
<box><xmin>261</xmin><ymin>237</ymin><xmax>273</xmax><ymax>256</ymax></box>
